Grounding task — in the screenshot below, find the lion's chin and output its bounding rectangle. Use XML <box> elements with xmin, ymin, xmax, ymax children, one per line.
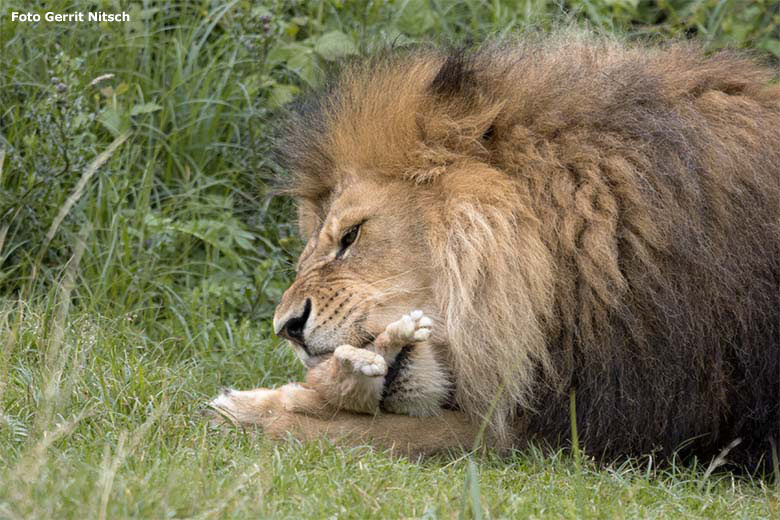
<box><xmin>303</xmin><ymin>353</ymin><xmax>332</xmax><ymax>369</ymax></box>
<box><xmin>302</xmin><ymin>337</ymin><xmax>374</xmax><ymax>369</ymax></box>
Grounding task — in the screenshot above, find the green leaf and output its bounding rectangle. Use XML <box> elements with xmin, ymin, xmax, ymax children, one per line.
<box><xmin>130</xmin><ymin>103</ymin><xmax>162</xmax><ymax>116</ymax></box>
<box><xmin>267</xmin><ymin>42</ymin><xmax>310</xmax><ymax>67</ymax></box>
<box><xmin>396</xmin><ymin>0</ymin><xmax>436</xmax><ymax>36</ymax></box>
<box><xmin>268</xmin><ymin>83</ymin><xmax>300</xmax><ymax>109</ymax></box>
<box><xmin>314</xmin><ymin>31</ymin><xmax>358</xmax><ymax>61</ymax></box>
<box><xmin>761</xmin><ymin>39</ymin><xmax>780</xmax><ymax>58</ymax></box>
<box><xmin>97</xmin><ymin>108</ymin><xmax>127</xmax><ymax>137</ymax></box>
<box><xmin>287</xmin><ymin>52</ymin><xmax>318</xmax><ymax>87</ymax></box>
<box><xmin>251</xmin><ymin>6</ymin><xmax>271</xmax><ymax>18</ymax></box>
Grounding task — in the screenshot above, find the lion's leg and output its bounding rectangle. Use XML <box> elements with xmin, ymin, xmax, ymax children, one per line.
<box><xmin>208</xmin><ymin>384</ymin><xmax>323</xmax><ymax>424</ymax></box>
<box><xmin>373</xmin><ymin>310</ymin><xmax>432</xmax><ymax>356</ymax></box>
<box><xmin>209</xmin><ymin>384</ymin><xmax>478</xmax><ymax>457</ymax></box>
<box><xmin>304</xmin><ymin>345</ymin><xmax>386</xmax><ymax>414</ymax></box>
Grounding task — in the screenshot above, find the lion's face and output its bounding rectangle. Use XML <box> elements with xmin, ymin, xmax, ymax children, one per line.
<box><xmin>273</xmin><ymin>175</ymin><xmax>437</xmax><ymax>368</ymax></box>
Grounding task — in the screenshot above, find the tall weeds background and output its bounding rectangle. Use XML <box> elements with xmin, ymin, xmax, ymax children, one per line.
<box><xmin>1</xmin><ymin>1</ymin><xmax>779</xmax><ymax>517</ymax></box>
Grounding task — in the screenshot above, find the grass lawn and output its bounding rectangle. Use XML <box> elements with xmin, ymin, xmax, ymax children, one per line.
<box><xmin>1</xmin><ymin>0</ymin><xmax>779</xmax><ymax>518</ymax></box>
<box><xmin>2</xmin><ymin>304</ymin><xmax>779</xmax><ymax>518</ymax></box>
<box><xmin>2</xmin><ymin>303</ymin><xmax>777</xmax><ymax>518</ymax></box>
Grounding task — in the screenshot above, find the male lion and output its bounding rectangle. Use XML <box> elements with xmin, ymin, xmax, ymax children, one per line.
<box><xmin>210</xmin><ymin>33</ymin><xmax>780</xmax><ymax>466</ymax></box>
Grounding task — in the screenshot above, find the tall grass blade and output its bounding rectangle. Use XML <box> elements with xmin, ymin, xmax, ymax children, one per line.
<box><xmin>27</xmin><ymin>131</ymin><xmax>130</xmax><ymax>294</ymax></box>
<box><xmin>570</xmin><ymin>386</ymin><xmax>580</xmax><ymax>464</ymax></box>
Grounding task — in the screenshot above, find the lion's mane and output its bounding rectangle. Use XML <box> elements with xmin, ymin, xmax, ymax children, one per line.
<box><xmin>275</xmin><ymin>32</ymin><xmax>780</xmax><ymax>465</ymax></box>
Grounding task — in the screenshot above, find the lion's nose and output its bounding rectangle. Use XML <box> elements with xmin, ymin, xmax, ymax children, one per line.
<box><xmin>276</xmin><ymin>298</ymin><xmax>311</xmax><ymax>348</ymax></box>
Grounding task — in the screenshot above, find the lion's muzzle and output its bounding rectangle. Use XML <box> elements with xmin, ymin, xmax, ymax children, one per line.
<box><xmin>274</xmin><ymin>295</ymin><xmax>314</xmax><ymax>355</ymax></box>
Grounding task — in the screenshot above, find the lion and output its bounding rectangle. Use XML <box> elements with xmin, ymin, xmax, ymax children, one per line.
<box><xmin>210</xmin><ymin>32</ymin><xmax>780</xmax><ymax>466</ymax></box>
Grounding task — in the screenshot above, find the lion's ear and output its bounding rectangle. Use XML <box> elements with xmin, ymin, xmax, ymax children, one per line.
<box><xmin>429</xmin><ymin>50</ymin><xmax>479</xmax><ymax>100</ymax></box>
<box><xmin>422</xmin><ymin>51</ymin><xmax>503</xmax><ymax>153</ymax></box>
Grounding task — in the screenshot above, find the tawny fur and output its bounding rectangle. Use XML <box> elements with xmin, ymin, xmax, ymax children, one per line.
<box><xmin>209</xmin><ymin>385</ymin><xmax>477</xmax><ymax>457</ymax></box>
<box><xmin>217</xmin><ymin>32</ymin><xmax>780</xmax><ymax>466</ymax></box>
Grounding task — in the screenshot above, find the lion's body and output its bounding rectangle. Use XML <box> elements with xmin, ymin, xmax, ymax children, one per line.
<box><xmin>213</xmin><ymin>33</ymin><xmax>780</xmax><ymax>467</ymax></box>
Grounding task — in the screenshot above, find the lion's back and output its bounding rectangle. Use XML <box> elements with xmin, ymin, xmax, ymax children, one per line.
<box><xmin>501</xmin><ymin>38</ymin><xmax>780</xmax><ymax>466</ymax></box>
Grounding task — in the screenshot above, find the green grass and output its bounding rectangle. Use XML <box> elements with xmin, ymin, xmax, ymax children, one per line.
<box><xmin>1</xmin><ymin>298</ymin><xmax>778</xmax><ymax>518</ymax></box>
<box><xmin>1</xmin><ymin>0</ymin><xmax>780</xmax><ymax>517</ymax></box>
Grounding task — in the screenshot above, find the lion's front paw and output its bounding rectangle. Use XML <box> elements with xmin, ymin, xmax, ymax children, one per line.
<box><xmin>207</xmin><ymin>386</ymin><xmax>284</xmax><ymax>427</ymax></box>
<box><xmin>206</xmin><ymin>383</ymin><xmax>330</xmax><ymax>437</ymax></box>
<box><xmin>334</xmin><ymin>344</ymin><xmax>387</xmax><ymax>377</ymax></box>
<box><xmin>381</xmin><ymin>310</ymin><xmax>432</xmax><ymax>347</ymax></box>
